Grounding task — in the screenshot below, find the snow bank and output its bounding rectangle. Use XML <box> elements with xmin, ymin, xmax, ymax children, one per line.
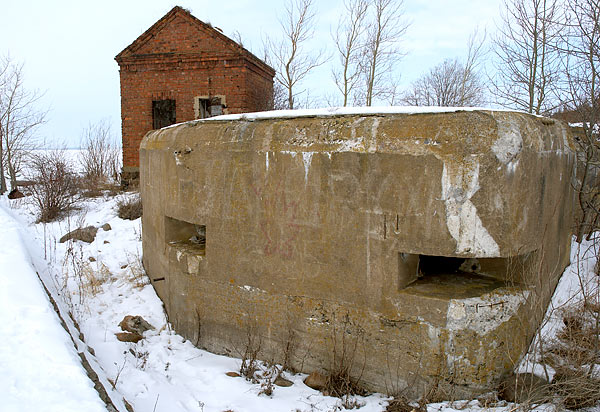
<box><xmin>0</xmin><ymin>200</ymin><xmax>107</xmax><ymax>412</ymax></box>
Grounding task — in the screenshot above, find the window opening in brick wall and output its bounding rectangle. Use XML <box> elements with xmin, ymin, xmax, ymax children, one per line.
<box><xmin>165</xmin><ymin>216</ymin><xmax>205</xmax><ymax>255</ymax></box>
<box><xmin>198</xmin><ymin>98</ymin><xmax>209</xmax><ymax>119</ymax></box>
<box><xmin>209</xmin><ymin>97</ymin><xmax>223</xmax><ymax>116</ymax></box>
<box><xmin>152</xmin><ymin>99</ymin><xmax>176</xmax><ymax>129</ymax></box>
<box><xmin>195</xmin><ymin>96</ymin><xmax>225</xmax><ymax>119</ymax></box>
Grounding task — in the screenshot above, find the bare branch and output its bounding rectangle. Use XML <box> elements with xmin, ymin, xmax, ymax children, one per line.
<box><xmin>555</xmin><ymin>0</ymin><xmax>600</xmax><ymax>239</ymax></box>
<box><xmin>331</xmin><ymin>0</ymin><xmax>369</xmax><ymax>106</ymax></box>
<box><xmin>0</xmin><ymin>55</ymin><xmax>46</xmax><ymax>193</ymax></box>
<box><xmin>402</xmin><ymin>29</ymin><xmax>487</xmax><ymax>107</ymax></box>
<box><xmin>79</xmin><ymin>119</ymin><xmax>121</xmax><ymax>186</ymax></box>
<box><xmin>402</xmin><ymin>57</ymin><xmax>486</xmax><ymax>107</ymax></box>
<box><xmin>361</xmin><ymin>0</ymin><xmax>410</xmax><ymax>106</ymax></box>
<box><xmin>267</xmin><ymin>0</ymin><xmax>328</xmax><ymax>109</ymax></box>
<box><xmin>490</xmin><ymin>0</ymin><xmax>563</xmax><ymax>114</ymax></box>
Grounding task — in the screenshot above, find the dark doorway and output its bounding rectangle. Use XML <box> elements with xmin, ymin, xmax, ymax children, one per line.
<box><xmin>152</xmin><ymin>99</ymin><xmax>176</xmax><ymax>129</ymax></box>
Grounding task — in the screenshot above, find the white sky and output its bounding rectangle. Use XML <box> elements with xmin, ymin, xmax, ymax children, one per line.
<box><xmin>0</xmin><ymin>0</ymin><xmax>502</xmax><ymax>148</ymax></box>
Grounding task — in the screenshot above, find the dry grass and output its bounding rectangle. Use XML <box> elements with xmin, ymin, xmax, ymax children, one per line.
<box><xmin>552</xmin><ymin>369</ymin><xmax>600</xmax><ymax>409</ymax></box>
<box><xmin>385</xmin><ymin>396</ymin><xmax>426</xmax><ymax>412</ymax></box>
<box><xmin>62</xmin><ymin>242</ymin><xmax>112</xmax><ymax>315</ymax></box>
<box><xmin>324</xmin><ymin>313</ymin><xmax>368</xmax><ymax>406</ymax></box>
<box><xmin>80</xmin><ymin>260</ymin><xmax>111</xmax><ymax>297</ymax></box>
<box><xmin>125</xmin><ymin>252</ymin><xmax>149</xmax><ymax>289</ymax></box>
<box><xmin>239</xmin><ymin>323</ymin><xmax>262</xmax><ymax>382</ymax></box>
<box><xmin>77</xmin><ymin>176</ymin><xmax>120</xmax><ymax>198</ymax></box>
<box><xmin>542</xmin><ymin>300</ymin><xmax>600</xmax><ymax>409</ymax></box>
<box><xmin>117</xmin><ymin>195</ymin><xmax>142</xmax><ymax>220</ymax></box>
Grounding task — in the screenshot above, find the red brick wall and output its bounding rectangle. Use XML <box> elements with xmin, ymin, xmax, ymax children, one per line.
<box><xmin>117</xmin><ymin>10</ymin><xmax>274</xmax><ymax>170</ymax></box>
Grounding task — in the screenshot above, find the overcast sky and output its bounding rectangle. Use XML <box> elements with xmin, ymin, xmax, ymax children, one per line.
<box><xmin>1</xmin><ymin>0</ymin><xmax>502</xmax><ymax>148</ymax></box>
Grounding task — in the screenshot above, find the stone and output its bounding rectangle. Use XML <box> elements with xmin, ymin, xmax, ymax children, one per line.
<box><xmin>115</xmin><ymin>332</ymin><xmax>143</xmax><ymax>343</ymax></box>
<box><xmin>304</xmin><ymin>372</ymin><xmax>328</xmax><ymax>391</ymax></box>
<box><xmin>476</xmin><ymin>391</ymin><xmax>500</xmax><ymax>407</ymax></box>
<box><xmin>59</xmin><ymin>226</ymin><xmax>98</xmax><ymax>243</ymax></box>
<box><xmin>102</xmin><ymin>223</ymin><xmax>112</xmax><ymax>231</ymax></box>
<box><xmin>499</xmin><ymin>373</ymin><xmax>550</xmax><ymax>403</ymax></box>
<box><xmin>119</xmin><ymin>315</ymin><xmax>154</xmax><ymax>335</ymax></box>
<box><xmin>274</xmin><ymin>375</ymin><xmax>293</xmax><ymax>387</ymax></box>
<box><xmin>8</xmin><ymin>188</ymin><xmax>24</xmax><ymax>199</ymax></box>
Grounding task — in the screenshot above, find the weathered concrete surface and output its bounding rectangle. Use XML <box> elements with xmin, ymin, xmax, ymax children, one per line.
<box><xmin>140</xmin><ymin>110</ymin><xmax>576</xmax><ymax>397</ymax></box>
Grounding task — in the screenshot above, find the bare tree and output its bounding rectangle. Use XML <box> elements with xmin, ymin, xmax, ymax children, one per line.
<box><xmin>0</xmin><ymin>55</ymin><xmax>46</xmax><ymax>194</ymax></box>
<box><xmin>0</xmin><ymin>59</ymin><xmax>9</xmax><ymax>194</ymax></box>
<box><xmin>557</xmin><ymin>0</ymin><xmax>600</xmax><ymax>240</ymax></box>
<box><xmin>491</xmin><ymin>0</ymin><xmax>562</xmax><ymax>115</ymax></box>
<box><xmin>79</xmin><ymin>119</ymin><xmax>121</xmax><ymax>185</ymax></box>
<box><xmin>360</xmin><ymin>0</ymin><xmax>410</xmax><ymax>106</ymax></box>
<box><xmin>267</xmin><ymin>0</ymin><xmax>327</xmax><ymax>109</ymax></box>
<box><xmin>461</xmin><ymin>29</ymin><xmax>488</xmax><ymax>104</ymax></box>
<box><xmin>559</xmin><ymin>0</ymin><xmax>599</xmax><ymax>131</ymax></box>
<box><xmin>402</xmin><ymin>58</ymin><xmax>485</xmax><ymax>106</ymax></box>
<box><xmin>402</xmin><ymin>31</ymin><xmax>487</xmax><ymax>107</ymax></box>
<box><xmin>331</xmin><ymin>0</ymin><xmax>369</xmax><ymax>106</ymax></box>
<box><xmin>271</xmin><ymin>82</ymin><xmax>289</xmax><ymax>110</ymax></box>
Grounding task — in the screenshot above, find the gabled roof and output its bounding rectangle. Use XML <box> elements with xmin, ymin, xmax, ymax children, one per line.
<box><xmin>115</xmin><ymin>6</ymin><xmax>274</xmax><ymax>75</ymax></box>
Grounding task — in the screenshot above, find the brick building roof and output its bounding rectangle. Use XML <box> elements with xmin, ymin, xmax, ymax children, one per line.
<box><xmin>115</xmin><ymin>5</ymin><xmax>275</xmax><ymax>183</ymax></box>
<box><xmin>115</xmin><ymin>6</ymin><xmax>274</xmax><ymax>77</ymax></box>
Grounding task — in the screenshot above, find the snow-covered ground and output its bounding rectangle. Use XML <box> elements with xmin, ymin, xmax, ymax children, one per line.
<box><xmin>0</xmin><ymin>201</ymin><xmax>107</xmax><ymax>412</ymax></box>
<box><xmin>0</xmin><ymin>192</ymin><xmax>598</xmax><ymax>412</ymax></box>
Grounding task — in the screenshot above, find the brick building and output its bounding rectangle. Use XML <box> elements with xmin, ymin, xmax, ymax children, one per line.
<box><xmin>115</xmin><ymin>6</ymin><xmax>275</xmax><ymax>184</ymax></box>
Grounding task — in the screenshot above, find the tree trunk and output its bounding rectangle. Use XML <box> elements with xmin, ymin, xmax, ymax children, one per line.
<box><xmin>7</xmin><ymin>156</ymin><xmax>17</xmax><ymax>192</ymax></box>
<box><xmin>0</xmin><ymin>129</ymin><xmax>6</xmax><ymax>195</ymax></box>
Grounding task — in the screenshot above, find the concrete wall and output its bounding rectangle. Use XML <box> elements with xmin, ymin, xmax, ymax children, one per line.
<box><xmin>140</xmin><ymin>110</ymin><xmax>576</xmax><ymax>397</ymax></box>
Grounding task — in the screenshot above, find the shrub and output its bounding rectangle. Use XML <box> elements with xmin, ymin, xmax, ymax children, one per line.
<box><xmin>525</xmin><ymin>234</ymin><xmax>600</xmax><ymax>410</ymax></box>
<box><xmin>117</xmin><ymin>195</ymin><xmax>142</xmax><ymax>220</ymax></box>
<box><xmin>325</xmin><ymin>313</ymin><xmax>368</xmax><ymax>401</ymax></box>
<box><xmin>79</xmin><ymin>120</ymin><xmax>121</xmax><ymax>189</ymax></box>
<box><xmin>28</xmin><ymin>150</ymin><xmax>78</xmax><ymax>222</ymax></box>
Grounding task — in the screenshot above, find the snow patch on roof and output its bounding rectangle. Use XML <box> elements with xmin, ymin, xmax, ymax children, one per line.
<box><xmin>204</xmin><ymin>106</ymin><xmax>516</xmax><ymax>122</ymax></box>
